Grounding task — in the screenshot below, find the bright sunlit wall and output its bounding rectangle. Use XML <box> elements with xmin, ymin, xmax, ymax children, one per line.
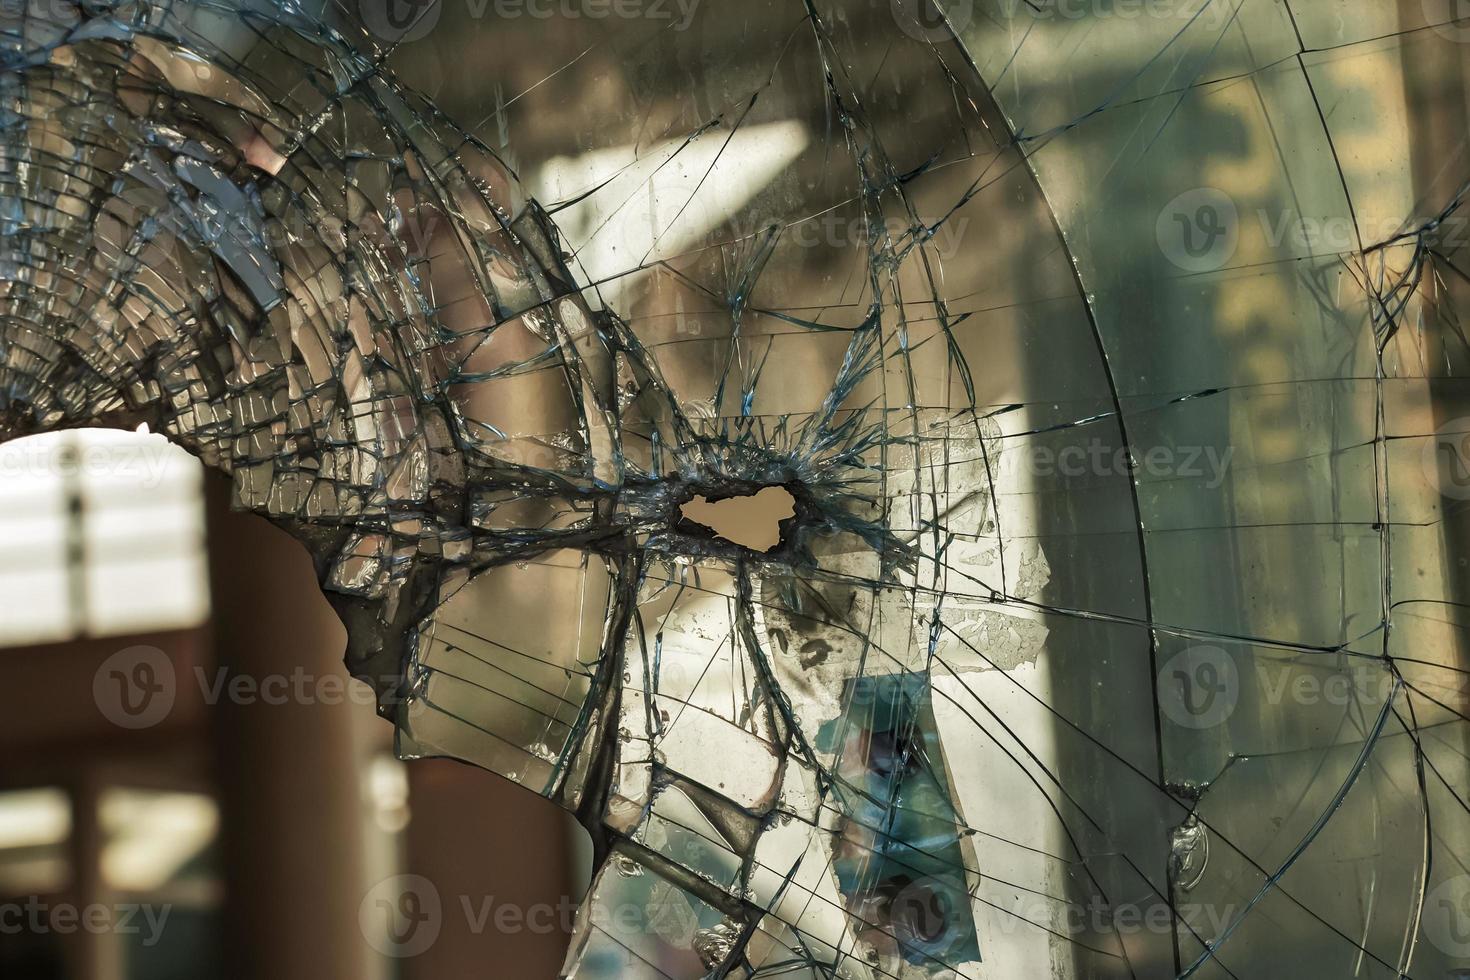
<box><xmin>0</xmin><ymin>428</ymin><xmax>209</xmax><ymax>646</ymax></box>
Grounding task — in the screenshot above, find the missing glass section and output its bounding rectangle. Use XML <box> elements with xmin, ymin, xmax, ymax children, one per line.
<box><xmin>678</xmin><ymin>486</ymin><xmax>796</xmax><ymax>553</ymax></box>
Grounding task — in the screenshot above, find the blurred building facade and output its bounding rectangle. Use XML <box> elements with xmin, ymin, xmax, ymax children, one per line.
<box><xmin>0</xmin><ymin>430</ymin><xmax>583</xmax><ymax>980</ymax></box>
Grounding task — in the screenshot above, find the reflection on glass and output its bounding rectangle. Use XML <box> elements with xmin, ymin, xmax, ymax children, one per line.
<box><xmin>1</xmin><ymin>1</ymin><xmax>1468</xmax><ymax>977</ymax></box>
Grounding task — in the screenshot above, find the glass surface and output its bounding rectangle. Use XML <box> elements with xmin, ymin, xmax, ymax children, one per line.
<box><xmin>3</xmin><ymin>1</ymin><xmax>1469</xmax><ymax>977</ymax></box>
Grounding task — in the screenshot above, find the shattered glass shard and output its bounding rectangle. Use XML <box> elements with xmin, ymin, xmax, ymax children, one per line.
<box><xmin>3</xmin><ymin>0</ymin><xmax>1470</xmax><ymax>977</ymax></box>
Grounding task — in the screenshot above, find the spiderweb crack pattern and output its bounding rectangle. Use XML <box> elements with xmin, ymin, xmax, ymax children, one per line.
<box><xmin>2</xmin><ymin>0</ymin><xmax>1469</xmax><ymax>977</ymax></box>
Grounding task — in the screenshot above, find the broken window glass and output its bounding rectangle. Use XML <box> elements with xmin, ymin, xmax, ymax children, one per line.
<box><xmin>3</xmin><ymin>0</ymin><xmax>1470</xmax><ymax>977</ymax></box>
